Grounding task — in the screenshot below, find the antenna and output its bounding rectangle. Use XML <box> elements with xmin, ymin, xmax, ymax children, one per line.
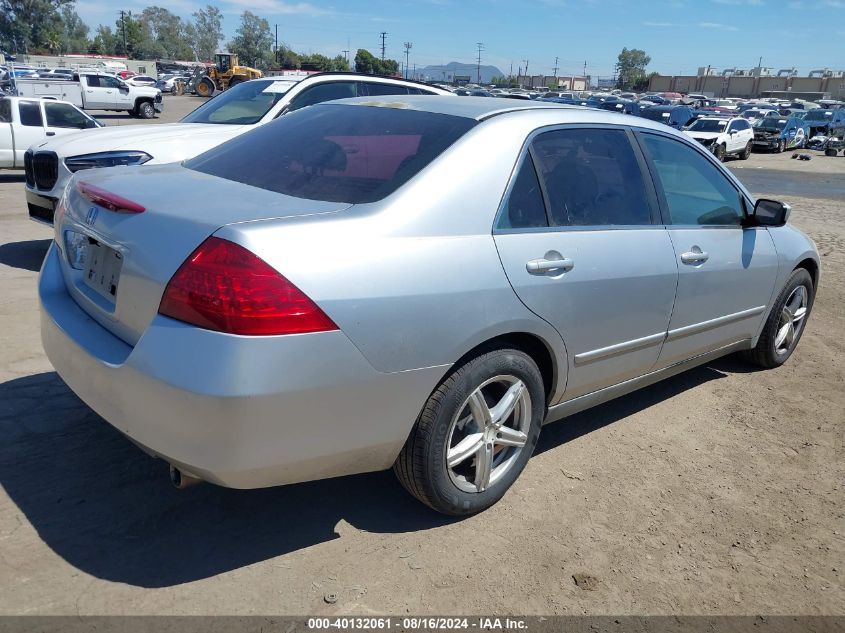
<box><xmin>380</xmin><ymin>32</ymin><xmax>388</xmax><ymax>60</ymax></box>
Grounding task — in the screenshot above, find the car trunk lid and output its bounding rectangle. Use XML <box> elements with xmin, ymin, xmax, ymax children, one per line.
<box><xmin>56</xmin><ymin>163</ymin><xmax>351</xmax><ymax>346</ymax></box>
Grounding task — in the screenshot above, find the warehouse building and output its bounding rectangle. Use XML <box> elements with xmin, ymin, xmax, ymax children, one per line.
<box><xmin>649</xmin><ymin>68</ymin><xmax>845</xmax><ymax>100</ymax></box>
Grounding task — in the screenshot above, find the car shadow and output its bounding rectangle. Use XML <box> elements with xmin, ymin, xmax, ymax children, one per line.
<box><xmin>0</xmin><ymin>239</ymin><xmax>51</xmax><ymax>272</ymax></box>
<box><xmin>0</xmin><ymin>172</ymin><xmax>26</xmax><ymax>183</ymax></box>
<box><xmin>1</xmin><ymin>357</ymin><xmax>756</xmax><ymax>588</ymax></box>
<box><xmin>535</xmin><ymin>356</ymin><xmax>751</xmax><ymax>454</ymax></box>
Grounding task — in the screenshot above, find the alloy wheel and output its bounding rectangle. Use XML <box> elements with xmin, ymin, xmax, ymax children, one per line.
<box><xmin>445</xmin><ymin>375</ymin><xmax>532</xmax><ymax>493</ymax></box>
<box><xmin>775</xmin><ymin>285</ymin><xmax>808</xmax><ymax>355</ymax></box>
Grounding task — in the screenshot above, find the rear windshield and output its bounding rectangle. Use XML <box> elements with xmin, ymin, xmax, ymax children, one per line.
<box><xmin>186</xmin><ymin>104</ymin><xmax>477</xmax><ymax>204</ymax></box>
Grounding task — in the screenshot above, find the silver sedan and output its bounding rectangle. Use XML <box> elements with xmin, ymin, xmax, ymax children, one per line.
<box><xmin>40</xmin><ymin>97</ymin><xmax>819</xmax><ymax>515</ymax></box>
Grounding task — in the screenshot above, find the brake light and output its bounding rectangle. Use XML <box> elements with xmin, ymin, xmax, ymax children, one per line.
<box><xmin>77</xmin><ymin>181</ymin><xmax>145</xmax><ymax>214</ymax></box>
<box><xmin>158</xmin><ymin>237</ymin><xmax>338</xmax><ymax>336</ymax></box>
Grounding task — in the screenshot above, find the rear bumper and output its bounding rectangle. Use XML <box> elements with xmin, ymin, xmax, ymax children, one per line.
<box><xmin>39</xmin><ymin>242</ymin><xmax>443</xmax><ymax>488</ymax></box>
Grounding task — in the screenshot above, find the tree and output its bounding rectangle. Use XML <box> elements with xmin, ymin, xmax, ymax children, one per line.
<box><xmin>190</xmin><ymin>4</ymin><xmax>223</xmax><ymax>62</ymax></box>
<box><xmin>0</xmin><ymin>0</ymin><xmax>73</xmax><ymax>53</ymax></box>
<box><xmin>616</xmin><ymin>47</ymin><xmax>651</xmax><ymax>90</ymax></box>
<box><xmin>228</xmin><ymin>10</ymin><xmax>273</xmax><ymax>70</ymax></box>
<box><xmin>58</xmin><ymin>5</ymin><xmax>90</xmax><ymax>54</ymax></box>
<box><xmin>90</xmin><ymin>24</ymin><xmax>117</xmax><ymax>55</ymax></box>
<box><xmin>354</xmin><ymin>48</ymin><xmax>399</xmax><ymax>75</ymax></box>
<box><xmin>140</xmin><ymin>6</ymin><xmax>192</xmax><ymax>59</ymax></box>
<box><xmin>112</xmin><ymin>11</ymin><xmax>145</xmax><ymax>58</ymax></box>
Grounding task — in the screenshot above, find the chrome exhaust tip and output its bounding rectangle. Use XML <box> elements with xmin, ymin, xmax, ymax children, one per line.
<box><xmin>169</xmin><ymin>465</ymin><xmax>202</xmax><ymax>489</ymax></box>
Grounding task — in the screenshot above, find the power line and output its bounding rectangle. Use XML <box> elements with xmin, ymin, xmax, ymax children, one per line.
<box><xmin>380</xmin><ymin>31</ymin><xmax>387</xmax><ymax>60</ymax></box>
<box><xmin>476</xmin><ymin>42</ymin><xmax>484</xmax><ymax>84</ymax></box>
<box><xmin>404</xmin><ymin>41</ymin><xmax>412</xmax><ymax>79</ymax></box>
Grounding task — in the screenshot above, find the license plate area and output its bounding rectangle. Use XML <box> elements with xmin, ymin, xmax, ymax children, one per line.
<box><xmin>83</xmin><ymin>240</ymin><xmax>123</xmax><ymax>303</ymax></box>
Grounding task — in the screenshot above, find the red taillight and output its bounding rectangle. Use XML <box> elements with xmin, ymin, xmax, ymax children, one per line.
<box><xmin>158</xmin><ymin>237</ymin><xmax>338</xmax><ymax>336</ymax></box>
<box><xmin>77</xmin><ymin>181</ymin><xmax>145</xmax><ymax>214</ymax></box>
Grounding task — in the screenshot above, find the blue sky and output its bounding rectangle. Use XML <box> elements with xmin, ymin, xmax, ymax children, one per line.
<box><xmin>74</xmin><ymin>0</ymin><xmax>845</xmax><ymax>77</ymax></box>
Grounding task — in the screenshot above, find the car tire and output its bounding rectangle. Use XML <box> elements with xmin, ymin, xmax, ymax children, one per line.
<box><xmin>776</xmin><ymin>140</ymin><xmax>785</xmax><ymax>153</ymax></box>
<box><xmin>825</xmin><ymin>148</ymin><xmax>838</xmax><ymax>157</ymax></box>
<box><xmin>743</xmin><ymin>268</ymin><xmax>814</xmax><ymax>369</ymax></box>
<box><xmin>394</xmin><ymin>347</ymin><xmax>545</xmax><ymax>516</ymax></box>
<box><xmin>740</xmin><ymin>141</ymin><xmax>752</xmax><ymax>160</ymax></box>
<box><xmin>227</xmin><ymin>77</ymin><xmax>243</xmax><ymax>90</ymax></box>
<box><xmin>127</xmin><ymin>106</ymin><xmax>138</xmax><ymax>117</ymax></box>
<box><xmin>138</xmin><ymin>101</ymin><xmax>155</xmax><ymax>119</ymax></box>
<box><xmin>197</xmin><ymin>77</ymin><xmax>215</xmax><ymax>97</ymax></box>
<box><xmin>714</xmin><ymin>144</ymin><xmax>726</xmax><ymax>162</ymax></box>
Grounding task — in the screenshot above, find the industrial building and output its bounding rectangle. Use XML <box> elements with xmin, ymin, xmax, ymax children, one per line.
<box><xmin>649</xmin><ymin>67</ymin><xmax>845</xmax><ymax>101</ymax></box>
<box><xmin>519</xmin><ymin>74</ymin><xmax>590</xmax><ymax>91</ymax></box>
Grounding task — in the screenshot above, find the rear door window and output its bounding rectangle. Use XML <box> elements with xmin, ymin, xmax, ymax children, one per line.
<box><xmin>0</xmin><ymin>99</ymin><xmax>11</xmax><ymax>122</ymax></box>
<box><xmin>187</xmin><ymin>103</ymin><xmax>477</xmax><ymax>204</ymax></box>
<box><xmin>497</xmin><ymin>155</ymin><xmax>548</xmax><ymax>230</ymax></box>
<box><xmin>531</xmin><ymin>128</ymin><xmax>653</xmax><ymax>226</ymax></box>
<box><xmin>362</xmin><ymin>82</ymin><xmax>409</xmax><ymax>97</ymax></box>
<box><xmin>287</xmin><ymin>81</ymin><xmax>358</xmax><ymax>111</ymax></box>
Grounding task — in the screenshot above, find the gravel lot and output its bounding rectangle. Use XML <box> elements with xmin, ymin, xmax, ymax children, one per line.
<box><xmin>0</xmin><ymin>98</ymin><xmax>842</xmax><ymax>615</ymax></box>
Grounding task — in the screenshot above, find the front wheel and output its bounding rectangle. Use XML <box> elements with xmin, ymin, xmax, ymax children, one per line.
<box><xmin>776</xmin><ymin>140</ymin><xmax>785</xmax><ymax>153</ymax></box>
<box><xmin>743</xmin><ymin>268</ymin><xmax>814</xmax><ymax>369</ymax></box>
<box><xmin>394</xmin><ymin>348</ymin><xmax>545</xmax><ymax>516</ymax></box>
<box><xmin>714</xmin><ymin>144</ymin><xmax>726</xmax><ymax>162</ymax></box>
<box><xmin>138</xmin><ymin>101</ymin><xmax>155</xmax><ymax>119</ymax></box>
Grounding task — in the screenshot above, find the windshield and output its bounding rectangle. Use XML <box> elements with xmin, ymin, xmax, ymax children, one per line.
<box><xmin>187</xmin><ymin>104</ymin><xmax>477</xmax><ymax>204</ymax></box>
<box><xmin>803</xmin><ymin>110</ymin><xmax>833</xmax><ymax>121</ymax></box>
<box><xmin>689</xmin><ymin>119</ymin><xmax>728</xmax><ymax>132</ymax></box>
<box><xmin>181</xmin><ymin>78</ymin><xmax>299</xmax><ymax>125</ymax></box>
<box><xmin>755</xmin><ymin>118</ymin><xmax>787</xmax><ymax>130</ymax></box>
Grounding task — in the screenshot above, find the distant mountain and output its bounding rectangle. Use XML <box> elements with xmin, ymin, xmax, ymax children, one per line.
<box><xmin>418</xmin><ymin>61</ymin><xmax>505</xmax><ymax>84</ymax></box>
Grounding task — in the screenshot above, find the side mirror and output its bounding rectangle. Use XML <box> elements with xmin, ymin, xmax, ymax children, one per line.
<box><xmin>750</xmin><ymin>198</ymin><xmax>791</xmax><ymax>227</ymax></box>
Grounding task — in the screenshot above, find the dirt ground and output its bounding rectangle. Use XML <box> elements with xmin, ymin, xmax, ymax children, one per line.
<box><xmin>0</xmin><ymin>99</ymin><xmax>842</xmax><ymax>616</ymax></box>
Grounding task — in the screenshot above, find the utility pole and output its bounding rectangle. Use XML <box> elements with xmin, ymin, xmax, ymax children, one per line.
<box><xmin>552</xmin><ymin>56</ymin><xmax>559</xmax><ymax>78</ymax></box>
<box><xmin>119</xmin><ymin>10</ymin><xmax>128</xmax><ymax>56</ymax></box>
<box><xmin>583</xmin><ymin>60</ymin><xmax>587</xmax><ymax>77</ymax></box>
<box><xmin>523</xmin><ymin>58</ymin><xmax>529</xmax><ymax>77</ymax></box>
<box><xmin>403</xmin><ymin>41</ymin><xmax>412</xmax><ymax>79</ymax></box>
<box><xmin>342</xmin><ymin>49</ymin><xmax>349</xmax><ymax>65</ymax></box>
<box><xmin>380</xmin><ymin>32</ymin><xmax>387</xmax><ymax>60</ymax></box>
<box><xmin>476</xmin><ymin>42</ymin><xmax>484</xmax><ymax>84</ymax></box>
<box><xmin>275</xmin><ymin>24</ymin><xmax>279</xmax><ymax>63</ymax></box>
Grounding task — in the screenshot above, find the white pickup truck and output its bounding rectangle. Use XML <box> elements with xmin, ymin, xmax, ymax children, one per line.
<box><xmin>14</xmin><ymin>72</ymin><xmax>163</xmax><ymax>119</ymax></box>
<box><xmin>0</xmin><ymin>95</ymin><xmax>102</xmax><ymax>169</ymax></box>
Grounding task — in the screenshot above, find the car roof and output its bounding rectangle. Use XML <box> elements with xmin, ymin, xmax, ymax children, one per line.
<box><xmin>320</xmin><ymin>95</ymin><xmax>676</xmax><ymax>133</ymax></box>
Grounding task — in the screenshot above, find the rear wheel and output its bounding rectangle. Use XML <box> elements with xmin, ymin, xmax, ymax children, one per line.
<box><xmin>394</xmin><ymin>348</ymin><xmax>545</xmax><ymax>516</ymax></box>
<box><xmin>740</xmin><ymin>141</ymin><xmax>752</xmax><ymax>160</ymax></box>
<box><xmin>743</xmin><ymin>268</ymin><xmax>814</xmax><ymax>369</ymax></box>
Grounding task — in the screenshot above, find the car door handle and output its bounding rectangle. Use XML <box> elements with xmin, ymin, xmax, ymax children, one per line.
<box><xmin>680</xmin><ymin>250</ymin><xmax>709</xmax><ymax>264</ymax></box>
<box><xmin>526</xmin><ymin>257</ymin><xmax>574</xmax><ymax>273</ymax></box>
<box><xmin>46</xmin><ymin>131</ymin><xmax>55</xmax><ymax>136</ymax></box>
